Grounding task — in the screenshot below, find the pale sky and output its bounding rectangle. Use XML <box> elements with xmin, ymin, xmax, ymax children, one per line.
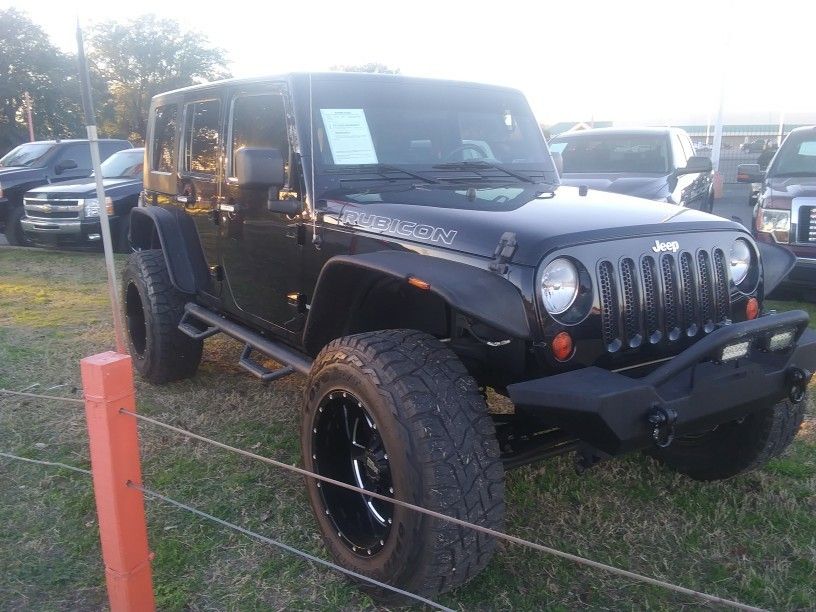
<box><xmin>3</xmin><ymin>0</ymin><xmax>815</xmax><ymax>125</ymax></box>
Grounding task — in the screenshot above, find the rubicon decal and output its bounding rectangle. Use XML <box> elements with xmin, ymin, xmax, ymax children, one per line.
<box><xmin>651</xmin><ymin>239</ymin><xmax>680</xmax><ymax>253</ymax></box>
<box><xmin>341</xmin><ymin>211</ymin><xmax>458</xmax><ymax>246</ymax></box>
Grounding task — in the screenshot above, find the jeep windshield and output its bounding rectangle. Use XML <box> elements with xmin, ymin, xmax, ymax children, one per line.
<box><xmin>310</xmin><ymin>78</ymin><xmax>553</xmax><ymax>192</ymax></box>
<box><xmin>549</xmin><ymin>133</ymin><xmax>671</xmax><ymax>174</ymax></box>
<box><xmin>768</xmin><ymin>134</ymin><xmax>816</xmax><ymax>178</ymax></box>
<box><xmin>0</xmin><ymin>142</ymin><xmax>53</xmax><ymax>168</ymax></box>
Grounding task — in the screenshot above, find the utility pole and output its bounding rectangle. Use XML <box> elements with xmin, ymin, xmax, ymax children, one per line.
<box><xmin>23</xmin><ymin>92</ymin><xmax>35</xmax><ymax>141</ymax></box>
<box><xmin>76</xmin><ymin>21</ymin><xmax>126</xmax><ymax>353</ymax></box>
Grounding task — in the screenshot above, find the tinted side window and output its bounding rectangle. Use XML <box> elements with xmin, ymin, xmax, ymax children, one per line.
<box><xmin>152</xmin><ymin>105</ymin><xmax>177</xmax><ymax>172</ymax></box>
<box><xmin>57</xmin><ymin>143</ymin><xmax>92</xmax><ymax>169</ymax></box>
<box><xmin>183</xmin><ymin>99</ymin><xmax>221</xmax><ymax>175</ymax></box>
<box><xmin>230</xmin><ymin>94</ymin><xmax>289</xmax><ymax>177</ymax></box>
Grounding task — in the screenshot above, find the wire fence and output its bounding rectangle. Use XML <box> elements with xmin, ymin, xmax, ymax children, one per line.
<box><xmin>0</xmin><ymin>386</ymin><xmax>770</xmax><ymax>612</ymax></box>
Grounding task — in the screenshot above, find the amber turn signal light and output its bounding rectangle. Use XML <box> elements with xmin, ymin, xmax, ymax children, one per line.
<box><xmin>407</xmin><ymin>276</ymin><xmax>431</xmax><ymax>291</ymax></box>
<box><xmin>551</xmin><ymin>331</ymin><xmax>574</xmax><ymax>361</ymax></box>
<box><xmin>746</xmin><ymin>297</ymin><xmax>759</xmax><ymax>320</ymax></box>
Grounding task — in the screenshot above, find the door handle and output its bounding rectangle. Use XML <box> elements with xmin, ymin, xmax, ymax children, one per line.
<box><xmin>175</xmin><ymin>194</ymin><xmax>192</xmax><ymax>204</ymax></box>
<box><xmin>218</xmin><ymin>203</ymin><xmax>238</xmax><ymax>213</ymax></box>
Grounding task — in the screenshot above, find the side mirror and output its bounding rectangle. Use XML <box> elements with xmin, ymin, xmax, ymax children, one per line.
<box><xmin>235</xmin><ymin>147</ymin><xmax>285</xmax><ymax>188</ymax></box>
<box><xmin>55</xmin><ymin>159</ymin><xmax>78</xmax><ymax>174</ymax></box>
<box><xmin>550</xmin><ymin>151</ymin><xmax>564</xmax><ymax>176</ymax></box>
<box><xmin>676</xmin><ymin>155</ymin><xmax>712</xmax><ymax>176</ymax></box>
<box><xmin>737</xmin><ymin>163</ymin><xmax>764</xmax><ymax>183</ymax></box>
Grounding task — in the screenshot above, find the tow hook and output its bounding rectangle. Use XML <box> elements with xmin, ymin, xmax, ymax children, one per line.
<box><xmin>787</xmin><ymin>367</ymin><xmax>812</xmax><ymax>404</ymax></box>
<box><xmin>648</xmin><ymin>405</ymin><xmax>678</xmax><ymax>448</ymax></box>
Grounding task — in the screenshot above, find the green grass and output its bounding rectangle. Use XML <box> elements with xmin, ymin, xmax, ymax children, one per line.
<box><xmin>1</xmin><ymin>246</ymin><xmax>814</xmax><ymax>610</ymax></box>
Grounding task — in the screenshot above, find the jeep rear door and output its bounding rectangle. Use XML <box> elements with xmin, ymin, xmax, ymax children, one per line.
<box><xmin>218</xmin><ymin>84</ymin><xmax>305</xmax><ymax>339</ymax></box>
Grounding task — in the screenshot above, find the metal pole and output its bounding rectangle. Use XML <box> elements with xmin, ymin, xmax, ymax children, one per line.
<box><xmin>76</xmin><ymin>21</ymin><xmax>126</xmax><ymax>353</ymax></box>
<box><xmin>777</xmin><ymin>110</ymin><xmax>785</xmax><ymax>146</ymax></box>
<box><xmin>24</xmin><ymin>92</ymin><xmax>35</xmax><ymax>141</ymax></box>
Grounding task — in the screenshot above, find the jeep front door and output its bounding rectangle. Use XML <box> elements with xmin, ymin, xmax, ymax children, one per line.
<box><xmin>219</xmin><ymin>87</ymin><xmax>304</xmax><ymax>338</ymax></box>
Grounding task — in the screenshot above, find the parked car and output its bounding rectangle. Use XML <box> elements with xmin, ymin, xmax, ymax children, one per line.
<box><xmin>548</xmin><ymin>127</ymin><xmax>714</xmax><ymax>211</ymax></box>
<box><xmin>125</xmin><ymin>72</ymin><xmax>813</xmax><ymax>600</ymax></box>
<box><xmin>21</xmin><ymin>147</ymin><xmax>144</xmax><ymax>252</ymax></box>
<box><xmin>740</xmin><ymin>126</ymin><xmax>816</xmax><ymax>299</ymax></box>
<box><xmin>742</xmin><ymin>138</ymin><xmax>767</xmax><ymax>153</ymax></box>
<box><xmin>0</xmin><ymin>139</ymin><xmax>132</xmax><ymax>245</ymax></box>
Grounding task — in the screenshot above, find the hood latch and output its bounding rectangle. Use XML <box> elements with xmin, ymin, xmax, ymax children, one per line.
<box><xmin>489</xmin><ymin>231</ymin><xmax>518</xmax><ymax>274</ymax></box>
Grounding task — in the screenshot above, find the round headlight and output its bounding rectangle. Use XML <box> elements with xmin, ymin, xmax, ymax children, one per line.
<box><xmin>540</xmin><ymin>258</ymin><xmax>579</xmax><ymax>315</ymax></box>
<box><xmin>730</xmin><ymin>238</ymin><xmax>751</xmax><ymax>286</ymax></box>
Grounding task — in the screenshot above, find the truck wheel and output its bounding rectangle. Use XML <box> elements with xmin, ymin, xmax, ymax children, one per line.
<box><xmin>122</xmin><ymin>249</ymin><xmax>202</xmax><ymax>383</ymax></box>
<box><xmin>650</xmin><ymin>395</ymin><xmax>807</xmax><ymax>481</ymax></box>
<box><xmin>5</xmin><ymin>206</ymin><xmax>30</xmax><ymax>246</ymax></box>
<box><xmin>302</xmin><ymin>329</ymin><xmax>505</xmax><ymax>599</ymax></box>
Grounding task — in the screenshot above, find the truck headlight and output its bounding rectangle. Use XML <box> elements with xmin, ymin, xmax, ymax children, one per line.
<box><xmin>729</xmin><ymin>238</ymin><xmax>752</xmax><ymax>286</ymax></box>
<box><xmin>83</xmin><ymin>197</ymin><xmax>114</xmax><ymax>218</ymax></box>
<box><xmin>756</xmin><ymin>208</ymin><xmax>790</xmax><ymax>243</ymax></box>
<box><xmin>540</xmin><ymin>258</ymin><xmax>579</xmax><ymax>315</ymax></box>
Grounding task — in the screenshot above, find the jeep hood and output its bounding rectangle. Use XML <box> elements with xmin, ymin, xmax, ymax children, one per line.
<box><xmin>322</xmin><ymin>184</ymin><xmax>742</xmax><ymax>265</ymax></box>
<box><xmin>558</xmin><ymin>173</ymin><xmax>671</xmax><ymax>200</ymax></box>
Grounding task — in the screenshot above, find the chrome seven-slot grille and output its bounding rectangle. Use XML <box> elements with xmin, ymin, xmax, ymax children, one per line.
<box><xmin>598</xmin><ymin>249</ymin><xmax>731</xmax><ymax>352</ymax></box>
<box><xmin>23</xmin><ymin>197</ymin><xmax>81</xmax><ymax>220</ymax></box>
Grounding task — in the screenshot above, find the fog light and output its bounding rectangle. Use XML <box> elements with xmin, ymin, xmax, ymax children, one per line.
<box><xmin>720</xmin><ymin>340</ymin><xmax>750</xmax><ymax>362</ymax></box>
<box><xmin>551</xmin><ymin>331</ymin><xmax>574</xmax><ymax>361</ymax></box>
<box><xmin>767</xmin><ymin>329</ymin><xmax>795</xmax><ymax>352</ymax></box>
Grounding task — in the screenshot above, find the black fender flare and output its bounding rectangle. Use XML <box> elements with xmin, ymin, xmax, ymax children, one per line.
<box><xmin>757</xmin><ymin>240</ymin><xmax>797</xmax><ymax>296</ymax></box>
<box><xmin>302</xmin><ymin>250</ymin><xmax>531</xmax><ymax>355</ymax></box>
<box><xmin>129</xmin><ymin>206</ymin><xmax>210</xmax><ymax>295</ymax></box>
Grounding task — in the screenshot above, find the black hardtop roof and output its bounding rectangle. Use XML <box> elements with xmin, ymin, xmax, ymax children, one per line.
<box><xmin>151</xmin><ymin>71</ymin><xmax>525</xmax><ymax>103</ymax></box>
<box><xmin>551</xmin><ymin>126</ymin><xmax>684</xmax><ymax>138</ymax></box>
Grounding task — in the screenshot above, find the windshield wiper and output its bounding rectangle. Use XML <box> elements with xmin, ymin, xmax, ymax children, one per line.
<box><xmin>433</xmin><ymin>160</ymin><xmax>537</xmax><ymax>184</ymax></box>
<box><xmin>328</xmin><ymin>163</ymin><xmax>439</xmax><ymax>184</ymax></box>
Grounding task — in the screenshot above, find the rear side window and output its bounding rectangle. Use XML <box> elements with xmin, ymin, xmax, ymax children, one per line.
<box><xmin>183</xmin><ymin>99</ymin><xmax>221</xmax><ymax>175</ymax></box>
<box><xmin>229</xmin><ymin>94</ymin><xmax>289</xmax><ymax>177</ymax></box>
<box><xmin>57</xmin><ymin>143</ymin><xmax>92</xmax><ymax>170</ymax></box>
<box><xmin>151</xmin><ymin>105</ymin><xmax>177</xmax><ymax>172</ymax></box>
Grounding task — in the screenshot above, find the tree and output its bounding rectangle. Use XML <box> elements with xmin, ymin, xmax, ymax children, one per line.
<box><xmin>330</xmin><ymin>63</ymin><xmax>400</xmax><ymax>75</ymax></box>
<box><xmin>0</xmin><ymin>8</ymin><xmax>86</xmax><ymax>153</ymax></box>
<box><xmin>89</xmin><ymin>15</ymin><xmax>231</xmax><ymax>144</ymax></box>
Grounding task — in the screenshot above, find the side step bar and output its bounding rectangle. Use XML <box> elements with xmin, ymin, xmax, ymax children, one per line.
<box><xmin>178</xmin><ymin>302</ymin><xmax>313</xmax><ymax>377</ymax></box>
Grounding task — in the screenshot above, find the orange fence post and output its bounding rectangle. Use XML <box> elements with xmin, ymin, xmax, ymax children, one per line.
<box><xmin>81</xmin><ymin>351</ymin><xmax>156</xmax><ymax>612</ymax></box>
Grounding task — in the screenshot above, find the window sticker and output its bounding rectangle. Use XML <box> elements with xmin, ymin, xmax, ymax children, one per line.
<box><xmin>798</xmin><ymin>141</ymin><xmax>816</xmax><ymax>156</ymax></box>
<box><xmin>320</xmin><ymin>109</ymin><xmax>378</xmax><ymax>164</ymax></box>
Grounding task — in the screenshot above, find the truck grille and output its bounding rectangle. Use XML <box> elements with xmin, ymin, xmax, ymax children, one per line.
<box><xmin>597</xmin><ymin>249</ymin><xmax>731</xmax><ymax>351</ymax></box>
<box><xmin>24</xmin><ymin>198</ymin><xmax>81</xmax><ymax>220</ymax></box>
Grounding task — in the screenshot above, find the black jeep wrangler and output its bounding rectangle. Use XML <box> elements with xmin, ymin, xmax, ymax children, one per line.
<box><xmin>124</xmin><ymin>72</ymin><xmax>815</xmax><ymax>599</ymax></box>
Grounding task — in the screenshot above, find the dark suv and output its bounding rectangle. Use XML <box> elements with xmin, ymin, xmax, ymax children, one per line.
<box><xmin>549</xmin><ymin>127</ymin><xmax>714</xmax><ymax>211</ymax></box>
<box><xmin>21</xmin><ymin>147</ymin><xmax>144</xmax><ymax>252</ymax></box>
<box><xmin>739</xmin><ymin>126</ymin><xmax>816</xmax><ymax>299</ymax></box>
<box><xmin>0</xmin><ymin>139</ymin><xmax>132</xmax><ymax>244</ymax></box>
<box><xmin>124</xmin><ymin>73</ymin><xmax>815</xmax><ymax>600</ymax></box>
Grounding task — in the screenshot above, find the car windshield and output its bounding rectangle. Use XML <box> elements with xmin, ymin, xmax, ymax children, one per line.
<box><xmin>0</xmin><ymin>142</ymin><xmax>54</xmax><ymax>168</ymax></box>
<box><xmin>310</xmin><ymin>78</ymin><xmax>552</xmax><ymax>191</ymax></box>
<box><xmin>769</xmin><ymin>135</ymin><xmax>816</xmax><ymax>177</ymax></box>
<box><xmin>549</xmin><ymin>133</ymin><xmax>670</xmax><ymax>174</ymax></box>
<box><xmin>97</xmin><ymin>149</ymin><xmax>144</xmax><ymax>178</ymax></box>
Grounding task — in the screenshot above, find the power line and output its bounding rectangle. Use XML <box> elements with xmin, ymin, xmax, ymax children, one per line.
<box><xmin>0</xmin><ymin>451</ymin><xmax>91</xmax><ymax>475</ymax></box>
<box><xmin>0</xmin><ymin>388</ymin><xmax>85</xmax><ymax>404</ymax></box>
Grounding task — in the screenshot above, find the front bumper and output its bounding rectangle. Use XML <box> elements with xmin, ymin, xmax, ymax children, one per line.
<box><xmin>20</xmin><ymin>217</ymin><xmax>119</xmax><ymax>249</ymax></box>
<box><xmin>508</xmin><ymin>311</ymin><xmax>816</xmax><ymax>455</ymax></box>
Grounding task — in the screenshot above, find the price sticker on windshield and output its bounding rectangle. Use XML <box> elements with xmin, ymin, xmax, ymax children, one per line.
<box><xmin>320</xmin><ymin>109</ymin><xmax>378</xmax><ymax>165</ymax></box>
